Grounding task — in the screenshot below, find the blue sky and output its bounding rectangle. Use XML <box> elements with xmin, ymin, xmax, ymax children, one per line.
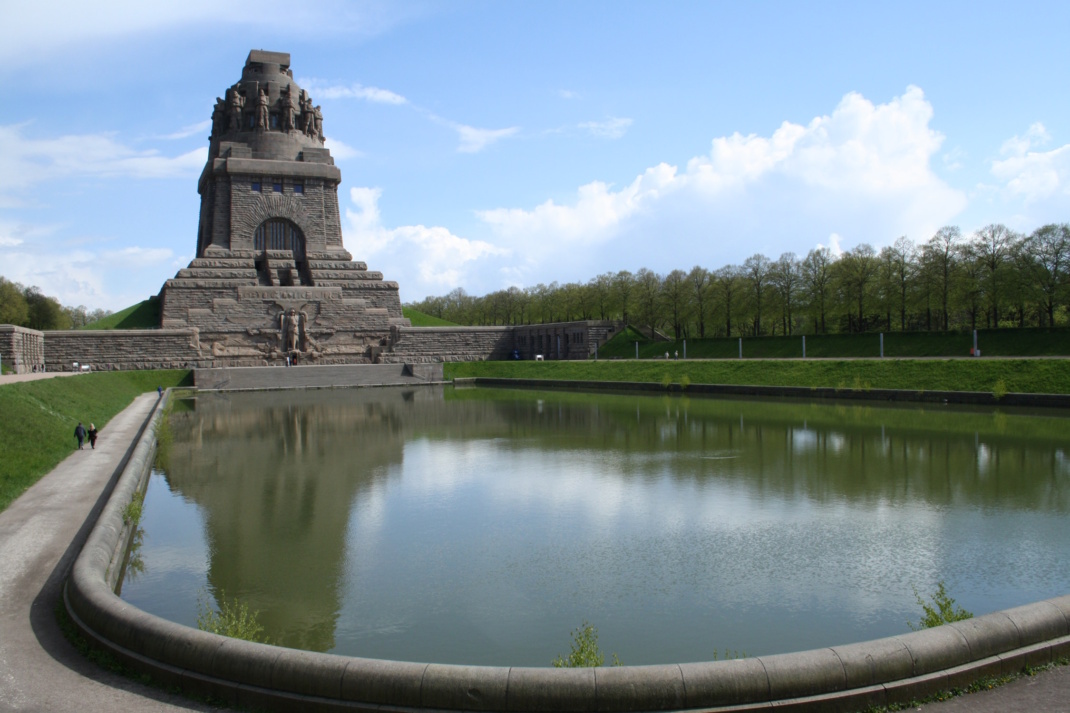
<box><xmin>1</xmin><ymin>0</ymin><xmax>1068</xmax><ymax>311</ymax></box>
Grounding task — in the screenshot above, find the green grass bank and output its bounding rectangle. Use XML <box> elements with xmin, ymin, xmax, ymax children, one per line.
<box><xmin>81</xmin><ymin>298</ymin><xmax>161</xmax><ymax>330</ymax></box>
<box><xmin>445</xmin><ymin>358</ymin><xmax>1070</xmax><ymax>395</ymax></box>
<box><xmin>402</xmin><ymin>307</ymin><xmax>459</xmax><ymax>327</ymax></box>
<box><xmin>0</xmin><ymin>370</ymin><xmax>191</xmax><ymax>512</ymax></box>
<box><xmin>600</xmin><ymin>327</ymin><xmax>1070</xmax><ymax>359</ymax></box>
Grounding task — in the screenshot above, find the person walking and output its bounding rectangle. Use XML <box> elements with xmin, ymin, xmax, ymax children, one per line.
<box><xmin>87</xmin><ymin>423</ymin><xmax>98</xmax><ymax>450</ymax></box>
<box><xmin>74</xmin><ymin>422</ymin><xmax>86</xmax><ymax>450</ymax></box>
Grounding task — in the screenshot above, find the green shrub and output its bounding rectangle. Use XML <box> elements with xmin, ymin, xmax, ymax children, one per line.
<box><xmin>197</xmin><ymin>590</ymin><xmax>269</xmax><ymax>643</ymax></box>
<box><xmin>552</xmin><ymin>622</ymin><xmax>621</xmax><ymax>667</ymax></box>
<box><xmin>910</xmin><ymin>581</ymin><xmax>973</xmax><ymax>630</ymax></box>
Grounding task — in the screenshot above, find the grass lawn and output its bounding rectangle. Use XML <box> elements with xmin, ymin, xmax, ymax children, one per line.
<box><xmin>81</xmin><ymin>298</ymin><xmax>161</xmax><ymax>330</ymax></box>
<box><xmin>0</xmin><ymin>370</ymin><xmax>191</xmax><ymax>512</ymax></box>
<box><xmin>445</xmin><ymin>358</ymin><xmax>1070</xmax><ymax>395</ymax></box>
<box><xmin>403</xmin><ymin>307</ymin><xmax>460</xmax><ymax>327</ymax></box>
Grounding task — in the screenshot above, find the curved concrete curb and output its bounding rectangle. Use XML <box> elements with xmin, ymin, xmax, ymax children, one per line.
<box><xmin>66</xmin><ymin>395</ymin><xmax>1070</xmax><ymax>712</ymax></box>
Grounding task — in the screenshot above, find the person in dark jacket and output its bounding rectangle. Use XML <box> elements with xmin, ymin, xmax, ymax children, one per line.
<box><xmin>74</xmin><ymin>422</ymin><xmax>86</xmax><ymax>450</ymax></box>
<box><xmin>87</xmin><ymin>423</ymin><xmax>98</xmax><ymax>449</ymax></box>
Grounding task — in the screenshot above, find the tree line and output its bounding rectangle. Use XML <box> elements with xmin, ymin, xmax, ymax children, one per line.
<box><xmin>0</xmin><ymin>277</ymin><xmax>112</xmax><ymax>330</ymax></box>
<box><xmin>409</xmin><ymin>223</ymin><xmax>1070</xmax><ymax>338</ymax></box>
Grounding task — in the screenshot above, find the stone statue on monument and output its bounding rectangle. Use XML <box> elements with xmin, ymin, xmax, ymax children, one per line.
<box><xmin>226</xmin><ymin>85</ymin><xmax>245</xmax><ymax>131</ymax></box>
<box><xmin>281</xmin><ymin>85</ymin><xmax>298</xmax><ymax>132</ymax></box>
<box><xmin>280</xmin><ymin>308</ymin><xmax>305</xmax><ymax>353</ymax></box>
<box><xmin>254</xmin><ymin>88</ymin><xmax>270</xmax><ymax>131</ymax></box>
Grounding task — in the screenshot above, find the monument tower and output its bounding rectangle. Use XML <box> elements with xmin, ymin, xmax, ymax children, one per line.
<box><xmin>159</xmin><ymin>50</ymin><xmax>409</xmax><ymax>365</ymax></box>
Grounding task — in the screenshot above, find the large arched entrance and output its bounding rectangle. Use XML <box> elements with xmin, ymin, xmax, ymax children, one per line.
<box><xmin>253</xmin><ymin>218</ymin><xmax>312</xmax><ymax>286</ymax></box>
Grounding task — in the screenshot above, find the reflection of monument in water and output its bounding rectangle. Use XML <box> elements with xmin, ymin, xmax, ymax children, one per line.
<box><xmin>166</xmin><ymin>389</ymin><xmax>437</xmax><ymax>650</ymax></box>
<box><xmin>158</xmin><ymin>50</ymin><xmax>410</xmax><ymax>366</ymax></box>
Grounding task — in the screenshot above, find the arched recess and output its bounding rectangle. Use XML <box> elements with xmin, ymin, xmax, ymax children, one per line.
<box><xmin>253</xmin><ymin>218</ymin><xmax>313</xmax><ymax>286</ymax></box>
<box><xmin>254</xmin><ymin>218</ymin><xmax>306</xmax><ymax>258</ymax></box>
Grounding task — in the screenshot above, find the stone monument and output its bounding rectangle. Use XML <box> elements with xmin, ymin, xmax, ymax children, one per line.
<box><xmin>159</xmin><ymin>50</ymin><xmax>409</xmax><ymax>365</ymax></box>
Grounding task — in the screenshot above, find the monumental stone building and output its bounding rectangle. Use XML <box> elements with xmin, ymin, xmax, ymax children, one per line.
<box><xmin>158</xmin><ymin>50</ymin><xmax>410</xmax><ymax>366</ymax></box>
<box><xmin>0</xmin><ymin>51</ymin><xmax>623</xmax><ymax>373</ymax></box>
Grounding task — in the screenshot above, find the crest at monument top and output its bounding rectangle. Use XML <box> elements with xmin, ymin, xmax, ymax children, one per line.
<box><xmin>209</xmin><ymin>50</ymin><xmax>327</xmax><ymax>161</ymax></box>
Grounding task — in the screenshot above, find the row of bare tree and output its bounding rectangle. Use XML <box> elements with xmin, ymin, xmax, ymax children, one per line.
<box><xmin>409</xmin><ymin>223</ymin><xmax>1070</xmax><ymax>338</ymax></box>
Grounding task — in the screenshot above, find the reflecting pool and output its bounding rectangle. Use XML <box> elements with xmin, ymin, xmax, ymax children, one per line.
<box><xmin>120</xmin><ymin>386</ymin><xmax>1070</xmax><ymax>666</ymax></box>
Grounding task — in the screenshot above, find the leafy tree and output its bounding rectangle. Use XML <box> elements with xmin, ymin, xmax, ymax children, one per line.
<box><xmin>0</xmin><ymin>277</ymin><xmax>29</xmax><ymax>326</ymax></box>
<box><xmin>712</xmin><ymin>266</ymin><xmax>740</xmax><ymax>336</ymax></box>
<box><xmin>742</xmin><ymin>254</ymin><xmax>771</xmax><ymax>336</ymax></box>
<box><xmin>770</xmin><ymin>253</ymin><xmax>801</xmax><ymax>336</ymax></box>
<box><xmin>612</xmin><ymin>270</ymin><xmax>634</xmax><ymax>324</ymax></box>
<box><xmin>834</xmin><ymin>244</ymin><xmax>878</xmax><ymax>332</ymax></box>
<box><xmin>922</xmin><ymin>226</ymin><xmax>961</xmax><ymax>331</ymax></box>
<box><xmin>634</xmin><ymin>268</ymin><xmax>663</xmax><ymax>338</ymax></box>
<box><xmin>662</xmin><ymin>269</ymin><xmax>689</xmax><ymax>339</ymax></box>
<box><xmin>879</xmin><ymin>237</ymin><xmax>915</xmax><ymax>331</ymax></box>
<box><xmin>971</xmin><ymin>223</ymin><xmax>1015</xmax><ymax>327</ymax></box>
<box><xmin>686</xmin><ymin>266</ymin><xmax>712</xmax><ymax>337</ymax></box>
<box><xmin>24</xmin><ymin>287</ymin><xmax>71</xmax><ymax>330</ymax></box>
<box><xmin>801</xmin><ymin>248</ymin><xmax>833</xmax><ymax>334</ymax></box>
<box><xmin>1027</xmin><ymin>224</ymin><xmax>1070</xmax><ymax>327</ymax></box>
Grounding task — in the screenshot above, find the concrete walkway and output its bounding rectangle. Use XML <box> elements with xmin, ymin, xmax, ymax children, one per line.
<box><xmin>0</xmin><ymin>388</ymin><xmax>1066</xmax><ymax>712</ymax></box>
<box><xmin>0</xmin><ymin>392</ymin><xmax>218</xmax><ymax>712</ymax></box>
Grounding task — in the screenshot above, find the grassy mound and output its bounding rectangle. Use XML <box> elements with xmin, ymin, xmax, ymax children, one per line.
<box><xmin>403</xmin><ymin>307</ymin><xmax>460</xmax><ymax>327</ymax></box>
<box><xmin>0</xmin><ymin>369</ymin><xmax>191</xmax><ymax>511</ymax></box>
<box><xmin>82</xmin><ymin>298</ymin><xmax>160</xmax><ymax>330</ymax></box>
<box><xmin>445</xmin><ymin>359</ymin><xmax>1070</xmax><ymax>395</ymax></box>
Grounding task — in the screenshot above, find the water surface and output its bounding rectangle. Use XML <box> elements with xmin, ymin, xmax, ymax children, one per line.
<box><xmin>121</xmin><ymin>386</ymin><xmax>1070</xmax><ymax>666</ymax></box>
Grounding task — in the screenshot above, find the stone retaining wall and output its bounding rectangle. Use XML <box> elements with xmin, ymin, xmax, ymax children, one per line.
<box><xmin>66</xmin><ymin>393</ymin><xmax>1070</xmax><ymax>712</ymax></box>
<box><xmin>0</xmin><ymin>325</ymin><xmax>44</xmax><ymax>373</ymax></box>
<box><xmin>43</xmin><ymin>329</ymin><xmax>205</xmax><ymax>371</ymax></box>
<box><xmin>382</xmin><ymin>325</ymin><xmax>516</xmax><ymax>363</ymax></box>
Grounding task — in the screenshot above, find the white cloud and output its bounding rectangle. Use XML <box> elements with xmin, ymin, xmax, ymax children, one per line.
<box><xmin>558</xmin><ymin>89</ymin><xmax>581</xmax><ymax>100</ymax></box>
<box><xmin>324</xmin><ymin>137</ymin><xmax>362</xmax><ymax>160</ymax></box>
<box><xmin>991</xmin><ymin>123</ymin><xmax>1070</xmax><ymax>203</ymax></box>
<box><xmin>300</xmin><ymin>80</ymin><xmax>408</xmax><ymax>105</ymax></box>
<box><xmin>99</xmin><ymin>246</ymin><xmax>174</xmax><ymax>268</ymax></box>
<box><xmin>476</xmin><ymin>86</ymin><xmax>966</xmax><ymax>280</ymax></box>
<box><xmin>0</xmin><ymin>235</ymin><xmax>23</xmax><ymax>247</ymax></box>
<box><xmin>0</xmin><ymin>1</ymin><xmax>421</xmax><ymax>66</ymax></box>
<box><xmin>453</xmin><ymin>124</ymin><xmax>520</xmax><ymax>153</ymax></box>
<box><xmin>345</xmin><ymin>187</ymin><xmax>507</xmax><ymax>293</ymax></box>
<box><xmin>579</xmin><ymin>117</ymin><xmax>633</xmax><ymax>140</ymax></box>
<box><xmin>0</xmin><ymin>124</ymin><xmax>205</xmax><ymax>196</ymax></box>
<box><xmin>157</xmin><ymin>120</ymin><xmax>212</xmax><ymax>141</ymax></box>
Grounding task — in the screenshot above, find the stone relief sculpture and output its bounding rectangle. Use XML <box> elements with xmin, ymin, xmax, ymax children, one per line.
<box><xmin>279</xmin><ymin>307</ymin><xmax>307</xmax><ymax>352</ymax></box>
<box><xmin>254</xmin><ymin>88</ymin><xmax>270</xmax><ymax>131</ymax></box>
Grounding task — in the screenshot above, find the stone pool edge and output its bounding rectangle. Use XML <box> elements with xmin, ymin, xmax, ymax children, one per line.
<box><xmin>454</xmin><ymin>376</ymin><xmax>1070</xmax><ymax>409</ymax></box>
<box><xmin>64</xmin><ymin>391</ymin><xmax>1070</xmax><ymax>713</ymax></box>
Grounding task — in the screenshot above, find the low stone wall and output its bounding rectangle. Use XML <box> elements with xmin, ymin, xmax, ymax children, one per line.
<box><xmin>66</xmin><ymin>394</ymin><xmax>1070</xmax><ymax>713</ymax></box>
<box><xmin>383</xmin><ymin>325</ymin><xmax>516</xmax><ymax>363</ymax></box>
<box><xmin>0</xmin><ymin>325</ymin><xmax>45</xmax><ymax>373</ymax></box>
<box><xmin>43</xmin><ymin>329</ymin><xmax>205</xmax><ymax>372</ymax></box>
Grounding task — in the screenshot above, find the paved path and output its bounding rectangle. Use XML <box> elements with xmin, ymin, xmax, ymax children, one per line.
<box><xmin>0</xmin><ymin>388</ymin><xmax>1066</xmax><ymax>712</ymax></box>
<box><xmin>0</xmin><ymin>392</ymin><xmax>217</xmax><ymax>713</ymax></box>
